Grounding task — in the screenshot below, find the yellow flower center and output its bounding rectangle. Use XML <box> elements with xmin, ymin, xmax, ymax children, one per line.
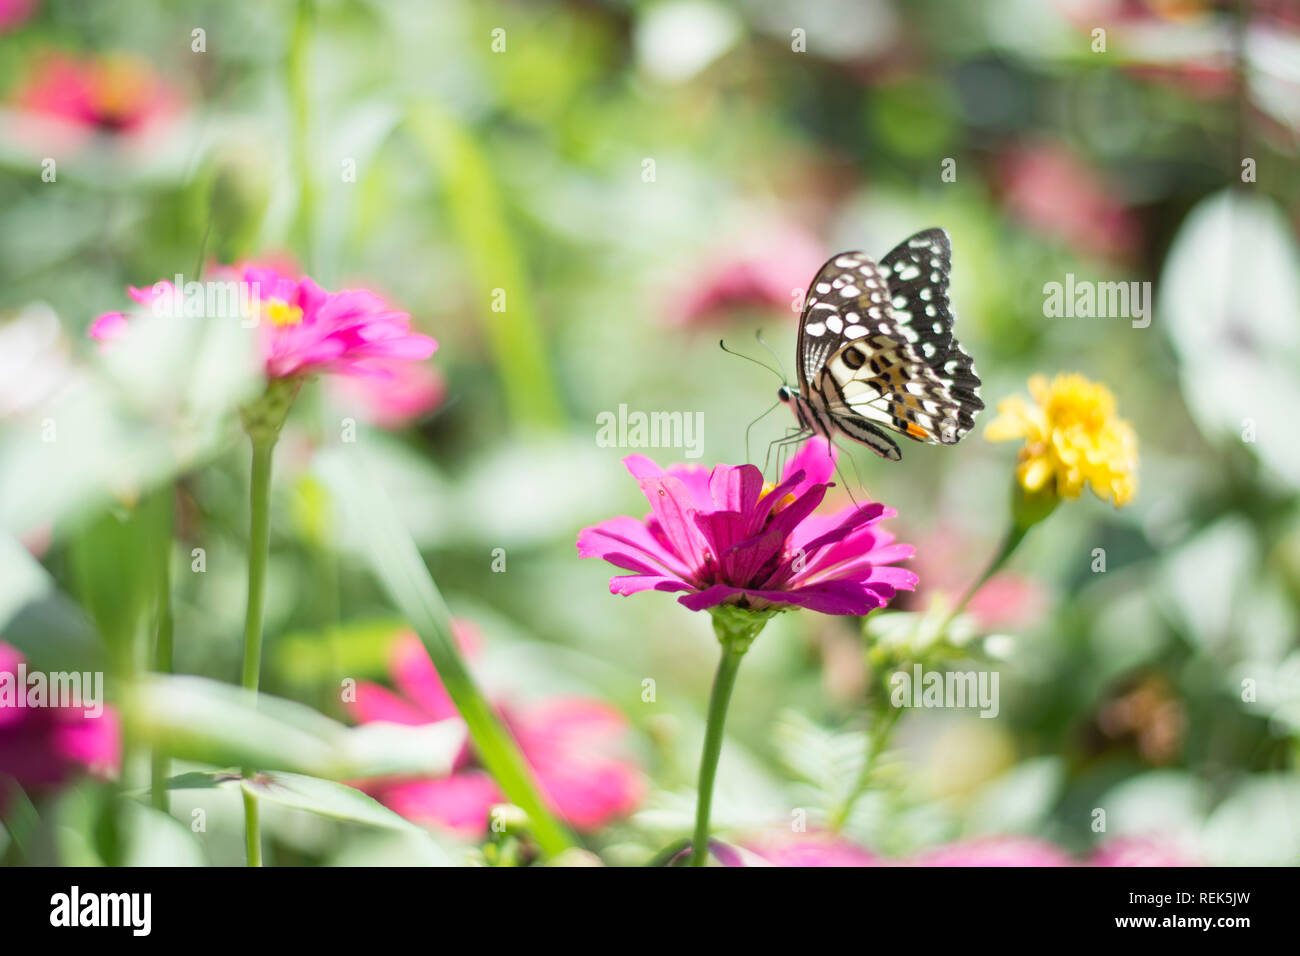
<box><xmin>760</xmin><ymin>482</ymin><xmax>797</xmax><ymax>513</ymax></box>
<box><xmin>265</xmin><ymin>297</ymin><xmax>304</xmax><ymax>327</ymax></box>
<box><xmin>92</xmin><ymin>58</ymin><xmax>150</xmax><ymax>122</ymax></box>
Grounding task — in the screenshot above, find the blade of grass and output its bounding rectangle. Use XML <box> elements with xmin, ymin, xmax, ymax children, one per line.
<box><xmin>319</xmin><ymin>449</ymin><xmax>577</xmax><ymax>857</ymax></box>
<box><xmin>407</xmin><ymin>99</ymin><xmax>564</xmax><ymax>431</ymax></box>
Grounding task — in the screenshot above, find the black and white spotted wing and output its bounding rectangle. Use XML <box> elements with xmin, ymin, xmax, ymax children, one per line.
<box><xmin>876</xmin><ymin>228</ymin><xmax>983</xmax><ymax>436</ymax></box>
<box><xmin>784</xmin><ymin>229</ymin><xmax>984</xmax><ymax>461</ymax></box>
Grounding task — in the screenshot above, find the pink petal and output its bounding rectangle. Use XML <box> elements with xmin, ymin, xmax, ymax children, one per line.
<box><xmin>514</xmin><ymin>699</ymin><xmax>644</xmax><ymax>830</ymax></box>
<box><xmin>748</xmin><ymin>833</ymin><xmax>879</xmax><ymax>867</ymax></box>
<box><xmin>782</xmin><ymin>436</ymin><xmax>837</xmax><ymax>491</ymax></box>
<box><xmin>577</xmin><ymin>515</ymin><xmax>693</xmax><ymax>578</ymax></box>
<box><xmin>377</xmin><ymin>771</ymin><xmax>502</xmax><ymax>835</ymax></box>
<box><xmin>708</xmin><ymin>462</ymin><xmax>764</xmax><ymax>514</ymax></box>
<box><xmin>609</xmin><ymin>574</ymin><xmax>693</xmax><ymax>597</ymax></box>
<box><xmin>346</xmin><ymin>681</ymin><xmax>434</xmax><ymax>726</ymax></box>
<box><xmin>389</xmin><ymin>632</ymin><xmax>462</xmax><ymax>722</ymax></box>
<box><xmin>631</xmin><ymin>472</ymin><xmax>711</xmax><ymax>573</ymax></box>
<box><xmin>912</xmin><ymin>837</ymin><xmax>1073</xmax><ymax>867</ymax></box>
<box><xmin>52</xmin><ymin>706</ymin><xmax>121</xmax><ymax>776</ymax></box>
<box><xmin>88</xmin><ymin>312</ymin><xmax>129</xmax><ymax>342</ymax></box>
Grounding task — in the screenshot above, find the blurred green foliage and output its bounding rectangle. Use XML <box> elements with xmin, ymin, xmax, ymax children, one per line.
<box><xmin>1</xmin><ymin>0</ymin><xmax>1298</xmax><ymax>866</ymax></box>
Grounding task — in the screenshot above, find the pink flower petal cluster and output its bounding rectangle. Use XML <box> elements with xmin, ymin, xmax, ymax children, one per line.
<box><xmin>578</xmin><ymin>437</ymin><xmax>916</xmax><ymax>615</ymax></box>
<box><xmin>998</xmin><ymin>142</ymin><xmax>1140</xmax><ymax>262</ymax></box>
<box><xmin>0</xmin><ymin>0</ymin><xmax>37</xmax><ymax>34</ymax></box>
<box><xmin>12</xmin><ymin>52</ymin><xmax>180</xmax><ymax>137</ymax></box>
<box><xmin>89</xmin><ymin>263</ymin><xmax>437</xmax><ymax>384</ymax></box>
<box><xmin>668</xmin><ymin>227</ymin><xmax>825</xmax><ymax>325</ymax></box>
<box><xmin>0</xmin><ymin>643</ymin><xmax>121</xmax><ymax>810</ymax></box>
<box><xmin>346</xmin><ymin>625</ymin><xmax>643</xmax><ymax>836</ymax></box>
<box><xmin>725</xmin><ymin>832</ymin><xmax>1195</xmax><ymax>867</ymax></box>
<box><xmin>328</xmin><ymin>357</ymin><xmax>446</xmax><ymax>428</ymax></box>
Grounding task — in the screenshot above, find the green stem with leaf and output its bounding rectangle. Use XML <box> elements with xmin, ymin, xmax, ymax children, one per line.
<box><xmin>689</xmin><ymin>606</ymin><xmax>773</xmax><ymax>866</ymax></box>
<box><xmin>239</xmin><ymin>435</ymin><xmax>275</xmax><ymax>866</ymax></box>
<box><xmin>831</xmin><ymin>699</ymin><xmax>901</xmax><ymax>831</ymax></box>
<box><xmin>325</xmin><ymin>452</ymin><xmax>578</xmax><ymax>857</ymax></box>
<box><xmin>288</xmin><ymin>0</ymin><xmax>315</xmax><ymax>272</ymax></box>
<box><xmin>945</xmin><ymin>482</ymin><xmax>1058</xmax><ymax>630</ymax></box>
<box><xmin>149</xmin><ymin>488</ymin><xmax>174</xmax><ymax>813</ymax></box>
<box><xmin>236</xmin><ymin>378</ymin><xmax>300</xmax><ymax>866</ymax></box>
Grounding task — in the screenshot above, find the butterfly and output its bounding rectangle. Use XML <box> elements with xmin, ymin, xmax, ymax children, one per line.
<box><xmin>777</xmin><ymin>228</ymin><xmax>983</xmax><ymax>461</ymax></box>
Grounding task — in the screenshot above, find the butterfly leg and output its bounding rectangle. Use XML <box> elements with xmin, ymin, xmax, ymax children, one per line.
<box><xmin>831</xmin><ymin>448</ymin><xmax>870</xmax><ymax>513</ymax></box>
<box><xmin>762</xmin><ymin>426</ymin><xmax>802</xmax><ymax>475</ymax></box>
<box><xmin>766</xmin><ymin>428</ymin><xmax>812</xmax><ymax>482</ymax></box>
<box><xmin>745</xmin><ymin>399</ymin><xmax>783</xmax><ymax>466</ymax></box>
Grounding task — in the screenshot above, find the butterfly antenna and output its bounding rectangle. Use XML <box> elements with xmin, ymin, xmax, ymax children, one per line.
<box><xmin>745</xmin><ymin>400</ymin><xmax>781</xmax><ymax>465</ymax></box>
<box><xmin>719</xmin><ymin>339</ymin><xmax>783</xmax><ymax>382</ymax></box>
<box><xmin>754</xmin><ymin>329</ymin><xmax>790</xmax><ymax>385</ymax></box>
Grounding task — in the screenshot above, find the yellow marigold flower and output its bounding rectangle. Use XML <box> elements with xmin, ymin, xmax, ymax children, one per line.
<box><xmin>985</xmin><ymin>373</ymin><xmax>1138</xmax><ymax>507</ymax></box>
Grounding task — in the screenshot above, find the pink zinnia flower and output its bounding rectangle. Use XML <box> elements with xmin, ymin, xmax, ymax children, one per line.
<box><xmin>11</xmin><ymin>52</ymin><xmax>180</xmax><ymax>142</ymax></box>
<box><xmin>1089</xmin><ymin>836</ymin><xmax>1196</xmax><ymax>867</ymax></box>
<box><xmin>907</xmin><ymin>528</ymin><xmax>1048</xmax><ymax>631</ymax></box>
<box><xmin>578</xmin><ymin>437</ymin><xmax>916</xmax><ymax>615</ymax></box>
<box><xmin>0</xmin><ymin>0</ymin><xmax>37</xmax><ymax>33</ymax></box>
<box><xmin>745</xmin><ymin>832</ymin><xmax>880</xmax><ymax>867</ymax></box>
<box><xmin>346</xmin><ymin>625</ymin><xmax>643</xmax><ymax>836</ymax></box>
<box><xmin>88</xmin><ymin>264</ymin><xmax>437</xmax><ymax>384</ymax></box>
<box><xmin>328</xmin><ymin>358</ymin><xmax>446</xmax><ymax>428</ymax></box>
<box><xmin>667</xmin><ymin>226</ymin><xmax>825</xmax><ymax>325</ymax></box>
<box><xmin>910</xmin><ymin>836</ymin><xmax>1073</xmax><ymax>867</ymax></box>
<box><xmin>0</xmin><ymin>643</ymin><xmax>121</xmax><ymax>810</ymax></box>
<box><xmin>998</xmin><ymin>142</ymin><xmax>1140</xmax><ymax>262</ymax></box>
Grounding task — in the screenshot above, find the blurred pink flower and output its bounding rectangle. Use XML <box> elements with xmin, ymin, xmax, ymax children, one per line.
<box><xmin>745</xmin><ymin>832</ymin><xmax>880</xmax><ymax>867</ymax></box>
<box><xmin>0</xmin><ymin>643</ymin><xmax>120</xmax><ymax>809</ymax></box>
<box><xmin>911</xmin><ymin>836</ymin><xmax>1073</xmax><ymax>867</ymax></box>
<box><xmin>1055</xmin><ymin>1</ymin><xmax>1241</xmax><ymax>98</ymax></box>
<box><xmin>0</xmin><ymin>0</ymin><xmax>37</xmax><ymax>33</ymax></box>
<box><xmin>328</xmin><ymin>359</ymin><xmax>445</xmax><ymax>429</ymax></box>
<box><xmin>11</xmin><ymin>52</ymin><xmax>180</xmax><ymax>144</ymax></box>
<box><xmin>89</xmin><ymin>264</ymin><xmax>437</xmax><ymax>384</ymax></box>
<box><xmin>667</xmin><ymin>227</ymin><xmax>824</xmax><ymax>325</ymax></box>
<box><xmin>347</xmin><ymin>626</ymin><xmax>643</xmax><ymax>836</ymax></box>
<box><xmin>86</xmin><ymin>311</ymin><xmax>130</xmax><ymax>344</ymax></box>
<box><xmin>998</xmin><ymin>142</ymin><xmax>1140</xmax><ymax>262</ymax></box>
<box><xmin>908</xmin><ymin>528</ymin><xmax>1048</xmax><ymax>630</ymax></box>
<box><xmin>1089</xmin><ymin>836</ymin><xmax>1196</xmax><ymax>867</ymax></box>
<box><xmin>578</xmin><ymin>437</ymin><xmax>916</xmax><ymax>615</ymax></box>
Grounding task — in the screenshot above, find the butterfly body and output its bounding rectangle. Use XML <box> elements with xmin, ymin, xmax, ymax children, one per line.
<box><xmin>785</xmin><ymin>228</ymin><xmax>983</xmax><ymax>461</ymax></box>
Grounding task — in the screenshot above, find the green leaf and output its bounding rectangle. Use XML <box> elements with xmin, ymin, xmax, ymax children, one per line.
<box><xmin>155</xmin><ymin>771</ymin><xmax>453</xmax><ymax>859</ymax></box>
<box><xmin>967</xmin><ymin>756</ymin><xmax>1064</xmax><ymax>836</ymax></box>
<box><xmin>129</xmin><ymin>674</ymin><xmax>464</xmax><ymax>780</ymax></box>
<box><xmin>0</xmin><ymin>533</ymin><xmax>104</xmax><ymax>673</ymax></box>
<box><xmin>122</xmin><ymin>803</ymin><xmax>207</xmax><ymax>866</ymax></box>
<box><xmin>243</xmin><ymin>771</ymin><xmax>423</xmax><ymax>834</ymax></box>
<box><xmin>318</xmin><ymin>449</ymin><xmax>577</xmax><ymax>857</ymax></box>
<box><xmin>407</xmin><ymin>99</ymin><xmax>564</xmax><ymax>430</ymax></box>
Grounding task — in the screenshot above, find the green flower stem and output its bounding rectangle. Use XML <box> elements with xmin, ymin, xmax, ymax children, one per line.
<box><xmin>149</xmin><ymin>487</ymin><xmax>174</xmax><ymax>813</ymax></box>
<box><xmin>326</xmin><ymin>453</ymin><xmax>577</xmax><ymax>857</ymax></box>
<box><xmin>235</xmin><ymin>378</ymin><xmax>298</xmax><ymax>867</ymax></box>
<box><xmin>242</xmin><ymin>788</ymin><xmax>261</xmax><ymax>867</ymax></box>
<box><xmin>947</xmin><ymin>526</ymin><xmax>1026</xmax><ymax>624</ymax></box>
<box><xmin>239</xmin><ymin>434</ymin><xmax>276</xmax><ymax>866</ymax></box>
<box><xmin>407</xmin><ymin>101</ymin><xmax>565</xmax><ymax>430</ymax></box>
<box><xmin>690</xmin><ymin>644</ymin><xmax>746</xmax><ymax>866</ymax></box>
<box><xmin>830</xmin><ymin>701</ymin><xmax>900</xmax><ymax>832</ymax></box>
<box><xmin>689</xmin><ymin>606</ymin><xmax>773</xmax><ymax>866</ymax></box>
<box><xmin>288</xmin><ymin>0</ymin><xmax>315</xmax><ymax>272</ymax></box>
<box><xmin>946</xmin><ymin>482</ymin><xmax>1059</xmax><ymax>628</ymax></box>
